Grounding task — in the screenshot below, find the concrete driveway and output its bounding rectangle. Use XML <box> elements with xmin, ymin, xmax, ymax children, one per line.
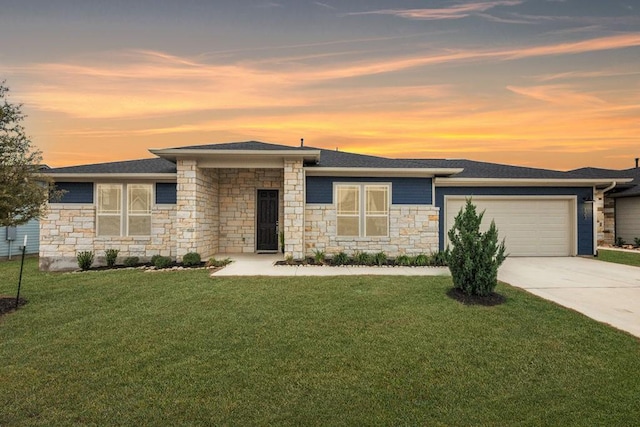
<box><xmin>498</xmin><ymin>257</ymin><xmax>640</xmax><ymax>338</ymax></box>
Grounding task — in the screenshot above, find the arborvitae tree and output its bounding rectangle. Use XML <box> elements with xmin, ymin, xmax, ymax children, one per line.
<box><xmin>0</xmin><ymin>81</ymin><xmax>54</xmax><ymax>227</ymax></box>
<box><xmin>447</xmin><ymin>199</ymin><xmax>507</xmax><ymax>296</ymax></box>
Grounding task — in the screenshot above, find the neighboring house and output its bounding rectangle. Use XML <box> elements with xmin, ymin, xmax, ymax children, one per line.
<box><xmin>39</xmin><ymin>141</ymin><xmax>626</xmax><ymax>271</ymax></box>
<box><xmin>569</xmin><ymin>163</ymin><xmax>640</xmax><ymax>245</ymax></box>
<box><xmin>1</xmin><ymin>220</ymin><xmax>40</xmax><ymax>259</ymax></box>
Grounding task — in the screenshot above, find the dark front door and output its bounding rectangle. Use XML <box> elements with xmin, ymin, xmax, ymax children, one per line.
<box><xmin>256</xmin><ymin>190</ymin><xmax>279</xmax><ymax>252</ymax></box>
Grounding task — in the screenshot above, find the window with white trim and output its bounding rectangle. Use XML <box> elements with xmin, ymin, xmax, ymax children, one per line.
<box><xmin>96</xmin><ymin>184</ymin><xmax>152</xmax><ymax>236</ymax></box>
<box><xmin>336</xmin><ymin>184</ymin><xmax>389</xmax><ymax>237</ymax></box>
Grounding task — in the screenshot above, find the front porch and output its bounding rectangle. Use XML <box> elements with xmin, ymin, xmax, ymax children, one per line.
<box><xmin>173</xmin><ymin>158</ymin><xmax>305</xmax><ymax>261</ymax></box>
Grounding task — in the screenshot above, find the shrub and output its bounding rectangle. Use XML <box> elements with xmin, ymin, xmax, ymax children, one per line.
<box><xmin>414</xmin><ymin>254</ymin><xmax>429</xmax><ymax>266</ymax></box>
<box><xmin>182</xmin><ymin>252</ymin><xmax>201</xmax><ymax>266</ymax></box>
<box><xmin>279</xmin><ymin>231</ymin><xmax>285</xmax><ymax>254</ymax></box>
<box><xmin>332</xmin><ymin>251</ymin><xmax>349</xmax><ymax>266</ymax></box>
<box><xmin>285</xmin><ymin>255</ymin><xmax>294</xmax><ymax>265</ymax></box>
<box><xmin>373</xmin><ymin>251</ymin><xmax>387</xmax><ymax>266</ymax></box>
<box><xmin>206</xmin><ymin>257</ymin><xmax>232</xmax><ymax>268</ymax></box>
<box><xmin>153</xmin><ymin>256</ymin><xmax>172</xmax><ymax>269</ymax></box>
<box><xmin>430</xmin><ymin>251</ymin><xmax>448</xmax><ymax>267</ymax></box>
<box><xmin>313</xmin><ymin>249</ymin><xmax>326</xmax><ymax>265</ymax></box>
<box><xmin>124</xmin><ymin>256</ymin><xmax>140</xmax><ymax>267</ymax></box>
<box><xmin>616</xmin><ymin>237</ymin><xmax>625</xmax><ymax>246</ymax></box>
<box><xmin>104</xmin><ymin>249</ymin><xmax>119</xmax><ymax>268</ymax></box>
<box><xmin>77</xmin><ymin>251</ymin><xmax>94</xmax><ymax>271</ymax></box>
<box><xmin>447</xmin><ymin>199</ymin><xmax>506</xmax><ymax>296</ymax></box>
<box><xmin>354</xmin><ymin>251</ymin><xmax>373</xmax><ymax>266</ymax></box>
<box><xmin>634</xmin><ymin>237</ymin><xmax>640</xmax><ymax>247</ymax></box>
<box><xmin>395</xmin><ymin>254</ymin><xmax>411</xmax><ymax>266</ymax></box>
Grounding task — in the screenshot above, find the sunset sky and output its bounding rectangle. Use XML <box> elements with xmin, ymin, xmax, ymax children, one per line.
<box><xmin>1</xmin><ymin>0</ymin><xmax>639</xmax><ymax>170</ymax></box>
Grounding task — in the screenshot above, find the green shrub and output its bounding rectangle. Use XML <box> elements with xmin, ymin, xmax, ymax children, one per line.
<box><xmin>124</xmin><ymin>256</ymin><xmax>140</xmax><ymax>267</ymax></box>
<box><xmin>373</xmin><ymin>251</ymin><xmax>387</xmax><ymax>266</ymax></box>
<box><xmin>182</xmin><ymin>252</ymin><xmax>201</xmax><ymax>266</ymax></box>
<box><xmin>153</xmin><ymin>256</ymin><xmax>172</xmax><ymax>269</ymax></box>
<box><xmin>354</xmin><ymin>251</ymin><xmax>373</xmax><ymax>266</ymax></box>
<box><xmin>634</xmin><ymin>237</ymin><xmax>640</xmax><ymax>247</ymax></box>
<box><xmin>616</xmin><ymin>237</ymin><xmax>625</xmax><ymax>246</ymax></box>
<box><xmin>395</xmin><ymin>254</ymin><xmax>411</xmax><ymax>266</ymax></box>
<box><xmin>430</xmin><ymin>252</ymin><xmax>448</xmax><ymax>267</ymax></box>
<box><xmin>313</xmin><ymin>249</ymin><xmax>326</xmax><ymax>265</ymax></box>
<box><xmin>104</xmin><ymin>249</ymin><xmax>119</xmax><ymax>268</ymax></box>
<box><xmin>332</xmin><ymin>251</ymin><xmax>349</xmax><ymax>266</ymax></box>
<box><xmin>414</xmin><ymin>254</ymin><xmax>429</xmax><ymax>266</ymax></box>
<box><xmin>76</xmin><ymin>251</ymin><xmax>94</xmax><ymax>271</ymax></box>
<box><xmin>206</xmin><ymin>257</ymin><xmax>232</xmax><ymax>268</ymax></box>
<box><xmin>285</xmin><ymin>255</ymin><xmax>294</xmax><ymax>265</ymax></box>
<box><xmin>447</xmin><ymin>199</ymin><xmax>506</xmax><ymax>296</ymax></box>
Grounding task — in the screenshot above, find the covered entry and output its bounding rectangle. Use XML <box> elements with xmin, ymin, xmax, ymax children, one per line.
<box><xmin>445</xmin><ymin>196</ymin><xmax>576</xmax><ymax>256</ymax></box>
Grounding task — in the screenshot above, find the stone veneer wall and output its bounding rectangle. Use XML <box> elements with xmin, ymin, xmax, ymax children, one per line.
<box><xmin>596</xmin><ymin>191</ymin><xmax>615</xmax><ymax>245</ymax></box>
<box><xmin>195</xmin><ymin>167</ymin><xmax>219</xmax><ymax>257</ymax></box>
<box><xmin>283</xmin><ymin>159</ymin><xmax>304</xmax><ymax>259</ymax></box>
<box><xmin>304</xmin><ymin>204</ymin><xmax>440</xmax><ymax>257</ymax></box>
<box><xmin>39</xmin><ymin>203</ymin><xmax>176</xmax><ymax>271</ymax></box>
<box><xmin>218</xmin><ymin>168</ymin><xmax>284</xmax><ymax>253</ymax></box>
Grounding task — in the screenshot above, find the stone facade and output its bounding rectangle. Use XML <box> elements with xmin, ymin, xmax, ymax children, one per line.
<box><xmin>304</xmin><ymin>204</ymin><xmax>440</xmax><ymax>257</ymax></box>
<box><xmin>39</xmin><ymin>203</ymin><xmax>176</xmax><ymax>271</ymax></box>
<box><xmin>283</xmin><ymin>159</ymin><xmax>305</xmax><ymax>259</ymax></box>
<box><xmin>595</xmin><ymin>190</ymin><xmax>616</xmax><ymax>245</ymax></box>
<box><xmin>218</xmin><ymin>168</ymin><xmax>284</xmax><ymax>253</ymax></box>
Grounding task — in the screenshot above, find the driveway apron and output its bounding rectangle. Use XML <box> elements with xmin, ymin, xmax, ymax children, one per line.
<box><xmin>498</xmin><ymin>257</ymin><xmax>640</xmax><ymax>338</ymax></box>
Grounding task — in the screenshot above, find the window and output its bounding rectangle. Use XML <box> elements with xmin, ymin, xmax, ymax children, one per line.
<box><xmin>97</xmin><ymin>184</ymin><xmax>122</xmax><ymax>236</ymax></box>
<box><xmin>96</xmin><ymin>184</ymin><xmax>152</xmax><ymax>236</ymax></box>
<box><xmin>128</xmin><ymin>184</ymin><xmax>152</xmax><ymax>236</ymax></box>
<box><xmin>336</xmin><ymin>184</ymin><xmax>389</xmax><ymax>237</ymax></box>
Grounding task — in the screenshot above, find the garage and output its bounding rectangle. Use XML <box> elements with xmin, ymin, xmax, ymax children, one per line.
<box><xmin>616</xmin><ymin>197</ymin><xmax>640</xmax><ymax>244</ymax></box>
<box><xmin>445</xmin><ymin>197</ymin><xmax>576</xmax><ymax>256</ymax></box>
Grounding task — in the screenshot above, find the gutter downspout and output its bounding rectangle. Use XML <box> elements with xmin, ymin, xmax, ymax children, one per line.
<box><xmin>595</xmin><ymin>181</ymin><xmax>617</xmax><ymax>255</ymax></box>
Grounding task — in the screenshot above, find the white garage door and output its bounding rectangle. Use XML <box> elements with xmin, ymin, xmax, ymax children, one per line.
<box><xmin>616</xmin><ymin>197</ymin><xmax>640</xmax><ymax>244</ymax></box>
<box><xmin>445</xmin><ymin>197</ymin><xmax>575</xmax><ymax>256</ymax></box>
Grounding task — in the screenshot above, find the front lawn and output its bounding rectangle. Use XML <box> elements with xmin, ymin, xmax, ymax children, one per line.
<box><xmin>1</xmin><ymin>258</ymin><xmax>639</xmax><ymax>426</ymax></box>
<box><xmin>597</xmin><ymin>249</ymin><xmax>640</xmax><ymax>267</ymax></box>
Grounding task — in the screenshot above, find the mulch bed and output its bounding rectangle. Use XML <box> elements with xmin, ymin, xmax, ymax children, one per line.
<box><xmin>446</xmin><ymin>288</ymin><xmax>506</xmax><ymax>306</ymax></box>
<box><xmin>0</xmin><ymin>296</ymin><xmax>27</xmax><ymax>317</ymax></box>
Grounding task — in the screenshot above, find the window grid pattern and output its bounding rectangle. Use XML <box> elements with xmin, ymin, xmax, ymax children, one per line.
<box><xmin>336</xmin><ymin>184</ymin><xmax>389</xmax><ymax>237</ymax></box>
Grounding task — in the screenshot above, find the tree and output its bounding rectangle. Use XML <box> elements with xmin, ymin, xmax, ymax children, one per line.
<box><xmin>0</xmin><ymin>81</ymin><xmax>52</xmax><ymax>227</ymax></box>
<box><xmin>447</xmin><ymin>199</ymin><xmax>507</xmax><ymax>296</ymax></box>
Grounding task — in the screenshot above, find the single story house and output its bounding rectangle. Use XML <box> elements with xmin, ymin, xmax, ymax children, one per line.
<box><xmin>569</xmin><ymin>163</ymin><xmax>640</xmax><ymax>245</ymax></box>
<box><xmin>39</xmin><ymin>141</ymin><xmax>629</xmax><ymax>271</ymax></box>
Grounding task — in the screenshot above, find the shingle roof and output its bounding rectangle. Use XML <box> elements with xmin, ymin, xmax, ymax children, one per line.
<box><xmin>310</xmin><ymin>149</ymin><xmax>425</xmax><ymax>169</ymax></box>
<box><xmin>410</xmin><ymin>159</ymin><xmax>573</xmax><ymax>179</ymax></box>
<box><xmin>171</xmin><ymin>141</ymin><xmax>318</xmax><ymax>151</ymax></box>
<box><xmin>47</xmin><ymin>158</ymin><xmax>176</xmax><ymax>174</ymax></box>
<box><xmin>567</xmin><ymin>166</ymin><xmax>640</xmax><ymax>197</ymax></box>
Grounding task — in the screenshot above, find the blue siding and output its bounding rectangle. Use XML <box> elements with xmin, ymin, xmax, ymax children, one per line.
<box><xmin>306</xmin><ymin>176</ymin><xmax>432</xmax><ymax>204</ymax></box>
<box><xmin>156</xmin><ymin>183</ymin><xmax>177</xmax><ymax>204</ymax></box>
<box><xmin>1</xmin><ymin>219</ymin><xmax>39</xmax><ymax>257</ymax></box>
<box><xmin>53</xmin><ymin>182</ymin><xmax>93</xmax><ymax>203</ymax></box>
<box><xmin>435</xmin><ymin>187</ymin><xmax>594</xmax><ymax>256</ymax></box>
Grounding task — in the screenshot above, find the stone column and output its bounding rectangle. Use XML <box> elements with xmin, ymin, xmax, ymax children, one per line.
<box><xmin>283</xmin><ymin>159</ymin><xmax>304</xmax><ymax>259</ymax></box>
<box><xmin>176</xmin><ymin>159</ymin><xmax>198</xmax><ymax>260</ymax></box>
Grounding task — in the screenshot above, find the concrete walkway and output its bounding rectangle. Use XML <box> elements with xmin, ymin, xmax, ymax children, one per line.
<box><xmin>210</xmin><ymin>254</ymin><xmax>450</xmax><ymax>277</ymax></box>
<box><xmin>498</xmin><ymin>257</ymin><xmax>640</xmax><ymax>338</ymax></box>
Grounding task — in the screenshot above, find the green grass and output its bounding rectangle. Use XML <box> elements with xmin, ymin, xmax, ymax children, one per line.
<box><xmin>596</xmin><ymin>249</ymin><xmax>640</xmax><ymax>267</ymax></box>
<box><xmin>1</xmin><ymin>258</ymin><xmax>639</xmax><ymax>426</ymax></box>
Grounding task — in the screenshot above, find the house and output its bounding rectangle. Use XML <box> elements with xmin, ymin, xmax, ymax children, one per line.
<box><xmin>569</xmin><ymin>162</ymin><xmax>640</xmax><ymax>245</ymax></box>
<box><xmin>39</xmin><ymin>141</ymin><xmax>628</xmax><ymax>271</ymax></box>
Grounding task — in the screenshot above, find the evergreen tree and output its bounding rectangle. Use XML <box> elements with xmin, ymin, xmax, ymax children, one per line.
<box><xmin>447</xmin><ymin>199</ymin><xmax>507</xmax><ymax>296</ymax></box>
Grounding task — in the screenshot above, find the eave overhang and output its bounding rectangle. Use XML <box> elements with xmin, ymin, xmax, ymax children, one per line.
<box><xmin>434</xmin><ymin>177</ymin><xmax>633</xmax><ymax>188</ymax></box>
<box><xmin>43</xmin><ymin>173</ymin><xmax>177</xmax><ymax>181</ymax></box>
<box><xmin>149</xmin><ymin>148</ymin><xmax>321</xmax><ymax>167</ymax></box>
<box><xmin>305</xmin><ymin>167</ymin><xmax>464</xmax><ymax>178</ymax></box>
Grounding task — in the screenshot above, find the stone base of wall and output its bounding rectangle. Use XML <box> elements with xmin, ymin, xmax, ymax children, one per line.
<box><xmin>40</xmin><ymin>204</ymin><xmax>176</xmax><ymax>271</ymax></box>
<box><xmin>304</xmin><ymin>204</ymin><xmax>439</xmax><ymax>257</ymax></box>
